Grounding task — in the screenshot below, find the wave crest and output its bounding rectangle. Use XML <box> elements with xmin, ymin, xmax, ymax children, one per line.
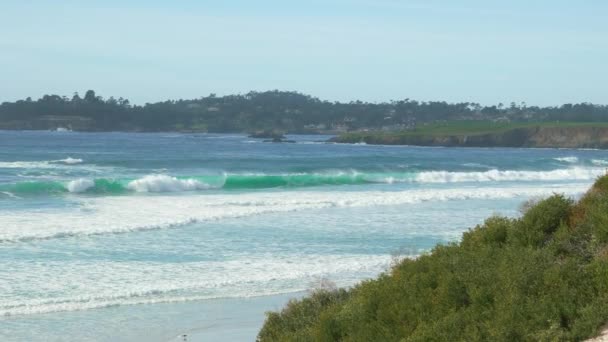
<box><xmin>553</xmin><ymin>156</ymin><xmax>578</xmax><ymax>163</ymax></box>
<box><xmin>126</xmin><ymin>175</ymin><xmax>212</xmax><ymax>192</ymax></box>
<box><xmin>66</xmin><ymin>179</ymin><xmax>95</xmax><ymax>193</ymax></box>
<box><xmin>1</xmin><ymin>168</ymin><xmax>604</xmax><ymax>196</ymax></box>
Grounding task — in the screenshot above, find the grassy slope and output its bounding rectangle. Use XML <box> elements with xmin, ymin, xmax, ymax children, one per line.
<box><xmin>337</xmin><ymin>121</ymin><xmax>608</xmax><ymax>141</ymax></box>
<box><xmin>258</xmin><ymin>176</ymin><xmax>608</xmax><ymax>342</ymax></box>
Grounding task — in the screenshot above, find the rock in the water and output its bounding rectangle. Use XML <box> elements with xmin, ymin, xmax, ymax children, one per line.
<box><xmin>249</xmin><ymin>130</ymin><xmax>285</xmax><ymax>140</ymax></box>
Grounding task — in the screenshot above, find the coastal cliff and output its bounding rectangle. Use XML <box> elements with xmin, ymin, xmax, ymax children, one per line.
<box><xmin>333</xmin><ymin>125</ymin><xmax>608</xmax><ymax>149</ymax></box>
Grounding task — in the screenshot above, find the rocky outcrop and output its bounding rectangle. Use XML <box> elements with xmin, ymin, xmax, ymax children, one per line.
<box><xmin>249</xmin><ymin>130</ymin><xmax>296</xmax><ymax>143</ymax></box>
<box><xmin>248</xmin><ymin>130</ymin><xmax>285</xmax><ymax>140</ymax></box>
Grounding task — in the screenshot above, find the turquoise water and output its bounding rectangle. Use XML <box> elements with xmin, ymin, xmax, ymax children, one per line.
<box><xmin>0</xmin><ymin>131</ymin><xmax>607</xmax><ymax>341</ymax></box>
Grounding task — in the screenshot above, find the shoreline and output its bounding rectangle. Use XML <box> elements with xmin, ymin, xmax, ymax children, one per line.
<box><xmin>0</xmin><ymin>292</ymin><xmax>305</xmax><ymax>342</ymax></box>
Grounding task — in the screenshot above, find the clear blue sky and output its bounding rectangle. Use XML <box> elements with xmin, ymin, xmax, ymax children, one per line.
<box><xmin>1</xmin><ymin>0</ymin><xmax>606</xmax><ymax>105</ymax></box>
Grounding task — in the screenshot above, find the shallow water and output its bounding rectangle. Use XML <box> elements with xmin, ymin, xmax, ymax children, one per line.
<box><xmin>0</xmin><ymin>131</ymin><xmax>606</xmax><ymax>340</ymax></box>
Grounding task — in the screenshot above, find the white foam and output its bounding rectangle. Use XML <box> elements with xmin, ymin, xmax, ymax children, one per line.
<box><xmin>0</xmin><ymin>191</ymin><xmax>21</xmax><ymax>199</ymax></box>
<box><xmin>591</xmin><ymin>159</ymin><xmax>608</xmax><ymax>166</ymax></box>
<box><xmin>553</xmin><ymin>156</ymin><xmax>579</xmax><ymax>163</ymax></box>
<box><xmin>0</xmin><ymin>184</ymin><xmax>589</xmax><ymax>242</ymax></box>
<box><xmin>0</xmin><ymin>161</ymin><xmax>56</xmax><ymax>169</ymax></box>
<box><xmin>56</xmin><ymin>157</ymin><xmax>83</xmax><ymax>164</ymax></box>
<box><xmin>66</xmin><ymin>179</ymin><xmax>95</xmax><ymax>193</ymax></box>
<box><xmin>462</xmin><ymin>162</ymin><xmax>492</xmax><ymax>168</ymax></box>
<box><xmin>0</xmin><ymin>157</ymin><xmax>83</xmax><ymax>169</ymax></box>
<box><xmin>414</xmin><ymin>167</ymin><xmax>603</xmax><ymax>183</ymax></box>
<box><xmin>0</xmin><ymin>255</ymin><xmax>389</xmax><ymax>316</ymax></box>
<box><xmin>126</xmin><ymin>175</ymin><xmax>212</xmax><ymax>192</ymax></box>
<box><xmin>298</xmin><ymin>141</ymin><xmax>326</xmax><ymax>145</ymax></box>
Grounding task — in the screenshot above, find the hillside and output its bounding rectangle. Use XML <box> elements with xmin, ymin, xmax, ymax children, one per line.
<box><xmin>333</xmin><ymin>122</ymin><xmax>608</xmax><ymax>149</ymax></box>
<box><xmin>2</xmin><ymin>91</ymin><xmax>608</xmax><ymax>133</ymax></box>
<box><xmin>258</xmin><ymin>176</ymin><xmax>608</xmax><ymax>341</ymax></box>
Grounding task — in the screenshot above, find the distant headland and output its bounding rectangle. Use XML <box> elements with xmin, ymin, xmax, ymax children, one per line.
<box><xmin>332</xmin><ymin>122</ymin><xmax>608</xmax><ymax>149</ymax></box>
<box><xmin>2</xmin><ymin>90</ymin><xmax>608</xmax><ymax>149</ymax></box>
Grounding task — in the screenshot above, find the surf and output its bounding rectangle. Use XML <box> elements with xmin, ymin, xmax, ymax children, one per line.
<box><xmin>0</xmin><ymin>254</ymin><xmax>390</xmax><ymax>316</ymax></box>
<box><xmin>0</xmin><ymin>157</ymin><xmax>83</xmax><ymax>169</ymax></box>
<box><xmin>1</xmin><ymin>167</ymin><xmax>604</xmax><ymax>196</ymax></box>
<box><xmin>0</xmin><ymin>183</ymin><xmax>590</xmax><ymax>242</ymax></box>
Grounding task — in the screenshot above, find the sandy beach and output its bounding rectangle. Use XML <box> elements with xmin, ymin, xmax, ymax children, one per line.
<box><xmin>1</xmin><ymin>293</ymin><xmax>302</xmax><ymax>342</ymax></box>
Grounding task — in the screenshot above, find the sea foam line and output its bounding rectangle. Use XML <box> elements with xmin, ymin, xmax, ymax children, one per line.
<box><xmin>0</xmin><ymin>157</ymin><xmax>83</xmax><ymax>169</ymax></box>
<box><xmin>0</xmin><ymin>255</ymin><xmax>390</xmax><ymax>316</ymax></box>
<box><xmin>0</xmin><ymin>184</ymin><xmax>589</xmax><ymax>243</ymax></box>
<box><xmin>553</xmin><ymin>156</ymin><xmax>579</xmax><ymax>163</ymax></box>
<box><xmin>414</xmin><ymin>167</ymin><xmax>603</xmax><ymax>183</ymax></box>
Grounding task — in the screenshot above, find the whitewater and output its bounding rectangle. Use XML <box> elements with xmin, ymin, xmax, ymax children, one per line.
<box><xmin>1</xmin><ymin>130</ymin><xmax>607</xmax><ymax>341</ymax></box>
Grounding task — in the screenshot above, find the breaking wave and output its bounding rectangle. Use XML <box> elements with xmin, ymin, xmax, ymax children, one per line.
<box><xmin>0</xmin><ymin>168</ymin><xmax>603</xmax><ymax>195</ymax></box>
<box><xmin>66</xmin><ymin>179</ymin><xmax>95</xmax><ymax>193</ymax></box>
<box><xmin>126</xmin><ymin>175</ymin><xmax>212</xmax><ymax>192</ymax></box>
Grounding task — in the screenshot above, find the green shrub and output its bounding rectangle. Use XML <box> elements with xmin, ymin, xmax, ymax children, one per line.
<box><xmin>258</xmin><ymin>179</ymin><xmax>608</xmax><ymax>342</ymax></box>
<box><xmin>461</xmin><ymin>216</ymin><xmax>512</xmax><ymax>249</ymax></box>
<box><xmin>510</xmin><ymin>194</ymin><xmax>572</xmax><ymax>247</ymax></box>
<box><xmin>586</xmin><ymin>200</ymin><xmax>608</xmax><ymax>243</ymax></box>
<box><xmin>258</xmin><ymin>289</ymin><xmax>350</xmax><ymax>341</ymax></box>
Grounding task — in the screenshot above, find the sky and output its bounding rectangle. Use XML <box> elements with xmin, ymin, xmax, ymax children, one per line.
<box><xmin>1</xmin><ymin>0</ymin><xmax>607</xmax><ymax>105</ymax></box>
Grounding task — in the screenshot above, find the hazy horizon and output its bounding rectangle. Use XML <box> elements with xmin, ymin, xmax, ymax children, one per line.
<box><xmin>2</xmin><ymin>0</ymin><xmax>607</xmax><ymax>106</ymax></box>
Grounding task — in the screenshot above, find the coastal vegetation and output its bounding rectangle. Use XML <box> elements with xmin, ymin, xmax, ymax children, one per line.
<box><xmin>2</xmin><ymin>90</ymin><xmax>608</xmax><ymax>133</ymax></box>
<box><xmin>333</xmin><ymin>121</ymin><xmax>608</xmax><ymax>148</ymax></box>
<box><xmin>258</xmin><ymin>176</ymin><xmax>608</xmax><ymax>341</ymax></box>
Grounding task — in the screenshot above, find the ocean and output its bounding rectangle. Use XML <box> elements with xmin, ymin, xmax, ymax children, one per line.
<box><xmin>0</xmin><ymin>130</ymin><xmax>606</xmax><ymax>341</ymax></box>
